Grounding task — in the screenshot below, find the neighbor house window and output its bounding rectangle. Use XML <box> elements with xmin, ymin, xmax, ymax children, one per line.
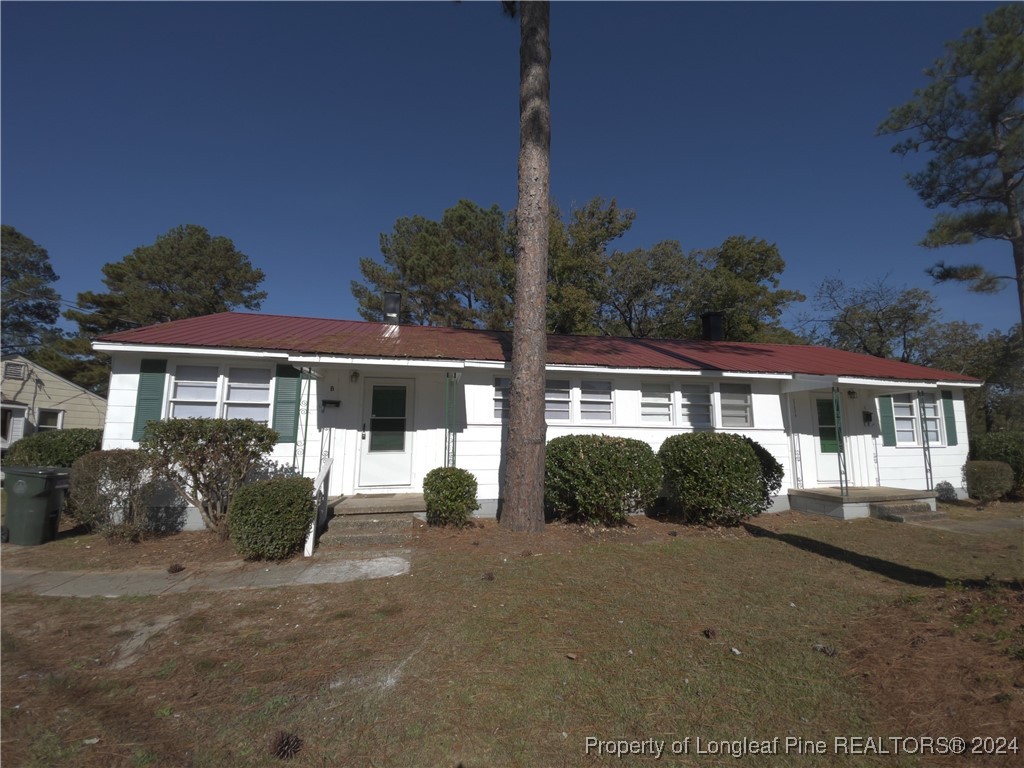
<box><xmin>680</xmin><ymin>384</ymin><xmax>713</xmax><ymax>428</ymax></box>
<box><xmin>545</xmin><ymin>379</ymin><xmax>571</xmax><ymax>421</ymax></box>
<box><xmin>719</xmin><ymin>383</ymin><xmax>753</xmax><ymax>428</ymax></box>
<box><xmin>641</xmin><ymin>383</ymin><xmax>673</xmax><ymax>424</ymax></box>
<box><xmin>580</xmin><ymin>380</ymin><xmax>612</xmax><ymax>421</ymax></box>
<box><xmin>920</xmin><ymin>394</ymin><xmax>942</xmax><ymax>444</ymax></box>
<box><xmin>494</xmin><ymin>377</ymin><xmax>510</xmax><ymax>420</ymax></box>
<box><xmin>169</xmin><ymin>365</ymin><xmax>273</xmax><ymax>424</ymax></box>
<box><xmin>36</xmin><ymin>409</ymin><xmax>63</xmax><ymax>431</ymax></box>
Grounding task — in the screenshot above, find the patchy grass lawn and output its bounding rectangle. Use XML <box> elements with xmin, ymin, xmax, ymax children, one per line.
<box><xmin>2</xmin><ymin>509</ymin><xmax>1022</xmax><ymax>767</ymax></box>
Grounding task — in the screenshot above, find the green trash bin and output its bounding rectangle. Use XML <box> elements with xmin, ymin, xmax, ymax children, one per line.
<box><xmin>3</xmin><ymin>466</ymin><xmax>71</xmax><ymax>545</ymax></box>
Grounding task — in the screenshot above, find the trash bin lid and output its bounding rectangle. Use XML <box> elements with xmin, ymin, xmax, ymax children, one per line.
<box><xmin>2</xmin><ymin>466</ymin><xmax>72</xmax><ymax>477</ymax></box>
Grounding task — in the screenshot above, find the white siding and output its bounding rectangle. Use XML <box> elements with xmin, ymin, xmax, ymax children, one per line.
<box><xmin>100</xmin><ymin>351</ymin><xmax>976</xmax><ymax>525</ymax></box>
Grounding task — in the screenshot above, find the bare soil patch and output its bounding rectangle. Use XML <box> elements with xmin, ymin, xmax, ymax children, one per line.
<box><xmin>1</xmin><ymin>521</ymin><xmax>237</xmax><ymax>571</ymax></box>
<box><xmin>848</xmin><ymin>585</ymin><xmax>1024</xmax><ymax>767</ymax></box>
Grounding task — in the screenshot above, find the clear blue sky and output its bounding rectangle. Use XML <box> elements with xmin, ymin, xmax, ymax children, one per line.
<box><xmin>2</xmin><ymin>1</ymin><xmax>1017</xmax><ymax>335</ymax></box>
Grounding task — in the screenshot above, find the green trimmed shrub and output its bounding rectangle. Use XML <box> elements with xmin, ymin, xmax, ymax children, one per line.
<box><xmin>140</xmin><ymin>419</ymin><xmax>278</xmax><ymax>537</ymax></box>
<box><xmin>658</xmin><ymin>432</ymin><xmax>764</xmax><ymax>526</ymax></box>
<box><xmin>963</xmin><ymin>460</ymin><xmax>1014</xmax><ymax>505</ymax></box>
<box><xmin>423</xmin><ymin>467</ymin><xmax>479</xmax><ymax>527</ymax></box>
<box><xmin>545</xmin><ymin>435</ymin><xmax>663</xmax><ymax>526</ymax></box>
<box><xmin>743</xmin><ymin>436</ymin><xmax>785</xmax><ymax>511</ymax></box>
<box><xmin>934</xmin><ymin>481</ymin><xmax>959</xmax><ymax>504</ymax></box>
<box><xmin>69</xmin><ymin>450</ymin><xmax>156</xmax><ymax>541</ymax></box>
<box><xmin>4</xmin><ymin>428</ymin><xmax>103</xmax><ymax>468</ymax></box>
<box><xmin>228</xmin><ymin>476</ymin><xmax>315</xmax><ymax>560</ymax></box>
<box><xmin>973</xmin><ymin>432</ymin><xmax>1024</xmax><ymax>496</ymax></box>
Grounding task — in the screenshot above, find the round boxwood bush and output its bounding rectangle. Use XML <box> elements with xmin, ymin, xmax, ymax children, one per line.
<box><xmin>963</xmin><ymin>460</ymin><xmax>1014</xmax><ymax>506</ymax></box>
<box><xmin>545</xmin><ymin>434</ymin><xmax>663</xmax><ymax>526</ymax></box>
<box><xmin>228</xmin><ymin>476</ymin><xmax>315</xmax><ymax>560</ymax></box>
<box><xmin>423</xmin><ymin>467</ymin><xmax>479</xmax><ymax>527</ymax></box>
<box><xmin>972</xmin><ymin>432</ymin><xmax>1023</xmax><ymax>497</ymax></box>
<box><xmin>658</xmin><ymin>432</ymin><xmax>765</xmax><ymax>526</ymax></box>
<box><xmin>4</xmin><ymin>428</ymin><xmax>103</xmax><ymax>468</ymax></box>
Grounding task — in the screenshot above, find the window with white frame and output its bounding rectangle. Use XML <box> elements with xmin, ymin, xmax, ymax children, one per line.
<box><xmin>920</xmin><ymin>394</ymin><xmax>942</xmax><ymax>444</ymax></box>
<box><xmin>719</xmin><ymin>383</ymin><xmax>753</xmax><ymax>428</ymax></box>
<box><xmin>545</xmin><ymin>379</ymin><xmax>571</xmax><ymax>421</ymax></box>
<box><xmin>494</xmin><ymin>377</ymin><xmax>510</xmax><ymax>420</ymax></box>
<box><xmin>36</xmin><ymin>409</ymin><xmax>62</xmax><ymax>431</ymax></box>
<box><xmin>640</xmin><ymin>382</ymin><xmax>673</xmax><ymax>424</ymax></box>
<box><xmin>580</xmin><ymin>380</ymin><xmax>613</xmax><ymax>421</ymax></box>
<box><xmin>224</xmin><ymin>368</ymin><xmax>271</xmax><ymax>422</ymax></box>
<box><xmin>893</xmin><ymin>392</ymin><xmax>942</xmax><ymax>446</ymax></box>
<box><xmin>679</xmin><ymin>384</ymin><xmax>713</xmax><ymax>428</ymax></box>
<box><xmin>170</xmin><ymin>365</ymin><xmax>219</xmax><ymax>419</ymax></box>
<box><xmin>169</xmin><ymin>365</ymin><xmax>272</xmax><ymax>424</ymax></box>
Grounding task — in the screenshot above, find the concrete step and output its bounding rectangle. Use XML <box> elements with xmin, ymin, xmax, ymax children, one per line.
<box><xmin>326</xmin><ymin>512</ymin><xmax>415</xmax><ymax>531</ymax></box>
<box><xmin>318</xmin><ymin>513</ymin><xmax>414</xmax><ymax>548</ymax></box>
<box><xmin>870</xmin><ymin>501</ymin><xmax>945</xmax><ymax>523</ymax></box>
<box><xmin>318</xmin><ymin>531</ymin><xmax>413</xmax><ymax>549</ymax></box>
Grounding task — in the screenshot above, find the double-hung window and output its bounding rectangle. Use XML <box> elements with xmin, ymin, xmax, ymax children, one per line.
<box><xmin>580</xmin><ymin>380</ymin><xmax>612</xmax><ymax>421</ymax></box>
<box><xmin>892</xmin><ymin>393</ymin><xmax>942</xmax><ymax>446</ymax></box>
<box><xmin>679</xmin><ymin>384</ymin><xmax>713</xmax><ymax>428</ymax></box>
<box><xmin>545</xmin><ymin>379</ymin><xmax>571</xmax><ymax>421</ymax></box>
<box><xmin>920</xmin><ymin>394</ymin><xmax>942</xmax><ymax>444</ymax></box>
<box><xmin>170</xmin><ymin>365</ymin><xmax>219</xmax><ymax>418</ymax></box>
<box><xmin>224</xmin><ymin>368</ymin><xmax>271</xmax><ymax>423</ymax></box>
<box><xmin>719</xmin><ymin>383</ymin><xmax>753</xmax><ymax>428</ymax></box>
<box><xmin>892</xmin><ymin>393</ymin><xmax>917</xmax><ymax>445</ymax></box>
<box><xmin>494</xmin><ymin>377</ymin><xmax>511</xmax><ymax>420</ymax></box>
<box><xmin>640</xmin><ymin>383</ymin><xmax>673</xmax><ymax>424</ymax></box>
<box><xmin>169</xmin><ymin>365</ymin><xmax>272</xmax><ymax>425</ymax></box>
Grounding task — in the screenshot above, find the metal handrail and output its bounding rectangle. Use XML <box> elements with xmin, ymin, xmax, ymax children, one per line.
<box><xmin>303</xmin><ymin>457</ymin><xmax>334</xmax><ymax>557</ymax></box>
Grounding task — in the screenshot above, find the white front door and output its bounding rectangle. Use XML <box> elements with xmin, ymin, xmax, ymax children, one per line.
<box><xmin>811</xmin><ymin>394</ymin><xmax>842</xmax><ymax>486</ymax></box>
<box><xmin>358</xmin><ymin>379</ymin><xmax>414</xmax><ymax>488</ymax></box>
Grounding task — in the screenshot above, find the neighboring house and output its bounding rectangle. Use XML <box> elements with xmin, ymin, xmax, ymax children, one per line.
<box><xmin>1</xmin><ymin>356</ymin><xmax>108</xmax><ymax>454</ymax></box>
<box><xmin>94</xmin><ymin>312</ymin><xmax>981</xmax><ymax>528</ymax></box>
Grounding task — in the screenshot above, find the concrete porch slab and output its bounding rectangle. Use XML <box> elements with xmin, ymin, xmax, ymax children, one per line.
<box><xmin>788</xmin><ymin>486</ymin><xmax>938</xmax><ymax>520</ymax></box>
<box><xmin>329</xmin><ymin>493</ymin><xmax>426</xmax><ymax>516</ymax></box>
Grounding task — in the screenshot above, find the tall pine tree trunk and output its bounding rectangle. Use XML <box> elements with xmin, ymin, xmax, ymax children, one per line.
<box><xmin>502</xmin><ymin>1</ymin><xmax>550</xmax><ymax>532</ymax></box>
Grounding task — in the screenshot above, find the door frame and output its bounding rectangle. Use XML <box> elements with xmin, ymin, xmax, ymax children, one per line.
<box><xmin>355</xmin><ymin>377</ymin><xmax>415</xmax><ymax>489</ymax></box>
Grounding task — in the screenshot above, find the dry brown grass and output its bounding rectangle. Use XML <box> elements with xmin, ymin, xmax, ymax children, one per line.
<box><xmin>2</xmin><ymin>510</ymin><xmax>1022</xmax><ymax>767</ymax></box>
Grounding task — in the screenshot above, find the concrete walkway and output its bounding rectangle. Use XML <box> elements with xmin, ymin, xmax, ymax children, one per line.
<box><xmin>1</xmin><ymin>550</ymin><xmax>411</xmax><ymax>598</ymax></box>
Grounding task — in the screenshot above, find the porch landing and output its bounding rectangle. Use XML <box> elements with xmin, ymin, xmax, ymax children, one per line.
<box><xmin>328</xmin><ymin>493</ymin><xmax>426</xmax><ymax>516</ymax></box>
<box><xmin>788</xmin><ymin>487</ymin><xmax>938</xmax><ymax>521</ymax></box>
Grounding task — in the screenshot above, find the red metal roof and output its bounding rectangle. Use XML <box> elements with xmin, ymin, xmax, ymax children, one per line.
<box><xmin>97</xmin><ymin>312</ymin><xmax>979</xmax><ymax>383</ymax></box>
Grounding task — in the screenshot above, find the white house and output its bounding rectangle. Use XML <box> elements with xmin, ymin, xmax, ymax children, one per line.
<box><xmin>94</xmin><ymin>312</ymin><xmax>981</xmax><ymax>528</ymax></box>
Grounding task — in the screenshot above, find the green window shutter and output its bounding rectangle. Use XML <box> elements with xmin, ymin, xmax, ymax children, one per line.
<box><xmin>941</xmin><ymin>390</ymin><xmax>958</xmax><ymax>446</ymax></box>
<box><xmin>878</xmin><ymin>395</ymin><xmax>896</xmax><ymax>447</ymax></box>
<box><xmin>272</xmin><ymin>364</ymin><xmax>301</xmax><ymax>442</ymax></box>
<box><xmin>132</xmin><ymin>359</ymin><xmax>167</xmax><ymax>441</ymax></box>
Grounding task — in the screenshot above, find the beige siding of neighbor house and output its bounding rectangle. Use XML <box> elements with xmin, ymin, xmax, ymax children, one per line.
<box><xmin>1</xmin><ymin>356</ymin><xmax>107</xmax><ymax>438</ymax></box>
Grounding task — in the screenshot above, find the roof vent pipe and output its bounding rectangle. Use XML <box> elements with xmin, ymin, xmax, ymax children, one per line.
<box><xmin>701</xmin><ymin>311</ymin><xmax>725</xmax><ymax>341</ymax></box>
<box><xmin>382</xmin><ymin>292</ymin><xmax>401</xmax><ymax>325</ymax></box>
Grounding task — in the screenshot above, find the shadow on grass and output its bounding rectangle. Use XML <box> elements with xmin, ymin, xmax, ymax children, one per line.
<box><xmin>742</xmin><ymin>521</ymin><xmax>1023</xmax><ymax>592</ymax></box>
